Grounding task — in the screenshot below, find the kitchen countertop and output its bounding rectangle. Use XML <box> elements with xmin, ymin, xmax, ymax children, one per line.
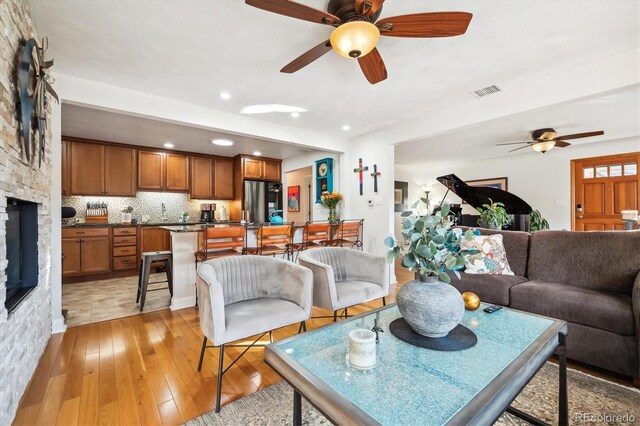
<box><xmin>61</xmin><ymin>221</ymin><xmax>304</xmax><ymax>229</ymax></box>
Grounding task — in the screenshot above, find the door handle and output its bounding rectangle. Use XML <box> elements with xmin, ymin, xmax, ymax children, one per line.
<box><xmin>576</xmin><ymin>216</ymin><xmax>584</xmax><ymax>219</ymax></box>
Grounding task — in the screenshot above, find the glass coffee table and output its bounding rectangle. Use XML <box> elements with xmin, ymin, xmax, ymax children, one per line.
<box><xmin>265</xmin><ymin>304</ymin><xmax>568</xmax><ymax>426</ymax></box>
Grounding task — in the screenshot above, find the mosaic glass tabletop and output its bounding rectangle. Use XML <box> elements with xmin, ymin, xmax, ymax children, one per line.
<box><xmin>274</xmin><ymin>304</ymin><xmax>560</xmax><ymax>425</ymax></box>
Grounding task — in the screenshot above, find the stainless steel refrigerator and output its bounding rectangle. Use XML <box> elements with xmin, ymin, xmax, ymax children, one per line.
<box><xmin>243</xmin><ymin>181</ymin><xmax>283</xmax><ymax>223</ymax></box>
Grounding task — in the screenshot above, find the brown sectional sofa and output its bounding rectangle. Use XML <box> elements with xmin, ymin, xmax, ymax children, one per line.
<box><xmin>450</xmin><ymin>227</ymin><xmax>640</xmax><ymax>384</ymax></box>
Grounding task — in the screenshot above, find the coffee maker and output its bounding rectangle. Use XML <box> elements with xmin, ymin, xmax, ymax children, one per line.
<box><xmin>200</xmin><ymin>203</ymin><xmax>216</xmax><ymax>223</ymax></box>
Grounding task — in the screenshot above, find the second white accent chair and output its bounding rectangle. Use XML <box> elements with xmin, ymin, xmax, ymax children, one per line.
<box><xmin>298</xmin><ymin>247</ymin><xmax>389</xmax><ymax>321</ymax></box>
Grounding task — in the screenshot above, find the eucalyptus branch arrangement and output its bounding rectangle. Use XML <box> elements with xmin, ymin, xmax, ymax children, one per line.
<box><xmin>385</xmin><ymin>200</ymin><xmax>478</xmax><ymax>283</ymax></box>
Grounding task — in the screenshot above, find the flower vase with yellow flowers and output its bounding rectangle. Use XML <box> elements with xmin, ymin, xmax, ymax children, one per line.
<box><xmin>320</xmin><ymin>191</ymin><xmax>343</xmax><ymax>224</ymax></box>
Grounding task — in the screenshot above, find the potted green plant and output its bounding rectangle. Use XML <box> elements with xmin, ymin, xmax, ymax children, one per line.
<box><xmin>529</xmin><ymin>209</ymin><xmax>550</xmax><ymax>232</ymax></box>
<box><xmin>385</xmin><ymin>200</ymin><xmax>478</xmax><ymax>338</ymax></box>
<box><xmin>476</xmin><ymin>199</ymin><xmax>510</xmax><ymax>230</ymax></box>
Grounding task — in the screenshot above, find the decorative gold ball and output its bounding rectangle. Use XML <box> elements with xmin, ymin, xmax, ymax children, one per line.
<box><xmin>462</xmin><ymin>292</ymin><xmax>481</xmax><ymax>311</ymax></box>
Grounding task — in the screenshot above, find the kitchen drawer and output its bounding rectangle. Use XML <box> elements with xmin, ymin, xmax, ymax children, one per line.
<box><xmin>113</xmin><ymin>246</ymin><xmax>137</xmax><ymax>257</ymax></box>
<box><xmin>113</xmin><ymin>236</ymin><xmax>137</xmax><ymax>246</ymax></box>
<box><xmin>62</xmin><ymin>227</ymin><xmax>109</xmax><ymax>238</ymax></box>
<box><xmin>114</xmin><ymin>227</ymin><xmax>137</xmax><ymax>236</ymax></box>
<box><xmin>113</xmin><ymin>255</ymin><xmax>138</xmax><ymax>270</ymax></box>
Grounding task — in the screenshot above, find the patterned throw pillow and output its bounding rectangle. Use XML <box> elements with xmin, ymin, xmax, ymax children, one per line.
<box><xmin>461</xmin><ymin>234</ymin><xmax>514</xmax><ymax>275</ymax></box>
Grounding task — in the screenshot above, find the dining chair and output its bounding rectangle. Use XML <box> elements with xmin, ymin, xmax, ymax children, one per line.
<box><xmin>331</xmin><ymin>219</ymin><xmax>364</xmax><ymax>250</ymax></box>
<box><xmin>289</xmin><ymin>221</ymin><xmax>331</xmax><ymax>261</ymax></box>
<box><xmin>246</xmin><ymin>222</ymin><xmax>294</xmax><ymax>259</ymax></box>
<box><xmin>195</xmin><ymin>225</ymin><xmax>246</xmax><ymax>262</ymax></box>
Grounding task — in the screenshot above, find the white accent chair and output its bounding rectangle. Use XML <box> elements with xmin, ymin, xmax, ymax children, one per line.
<box><xmin>298</xmin><ymin>247</ymin><xmax>389</xmax><ymax>321</ymax></box>
<box><xmin>196</xmin><ymin>255</ymin><xmax>313</xmax><ymax>412</ymax></box>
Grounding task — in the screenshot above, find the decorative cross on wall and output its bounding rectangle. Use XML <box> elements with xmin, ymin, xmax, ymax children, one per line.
<box><xmin>370</xmin><ymin>164</ymin><xmax>381</xmax><ymax>193</ymax></box>
<box><xmin>353</xmin><ymin>158</ymin><xmax>369</xmax><ymax>196</ymax></box>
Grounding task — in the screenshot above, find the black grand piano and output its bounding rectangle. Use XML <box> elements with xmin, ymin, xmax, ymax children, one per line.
<box><xmin>436</xmin><ymin>174</ymin><xmax>532</xmax><ymax>231</ymax></box>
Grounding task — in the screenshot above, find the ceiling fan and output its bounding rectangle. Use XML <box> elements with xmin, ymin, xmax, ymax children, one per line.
<box><xmin>496</xmin><ymin>128</ymin><xmax>605</xmax><ymax>154</ymax></box>
<box><xmin>244</xmin><ymin>0</ymin><xmax>473</xmax><ymax>84</ymax></box>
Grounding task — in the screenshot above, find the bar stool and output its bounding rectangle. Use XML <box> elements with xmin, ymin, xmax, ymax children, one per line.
<box><xmin>136</xmin><ymin>250</ymin><xmax>173</xmax><ymax>311</ymax></box>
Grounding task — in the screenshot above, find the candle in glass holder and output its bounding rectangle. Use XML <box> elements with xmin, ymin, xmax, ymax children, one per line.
<box><xmin>348</xmin><ymin>329</ymin><xmax>377</xmax><ymax>369</ymax></box>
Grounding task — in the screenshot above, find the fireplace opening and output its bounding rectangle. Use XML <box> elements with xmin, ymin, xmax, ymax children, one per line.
<box><xmin>5</xmin><ymin>198</ymin><xmax>39</xmax><ymax>314</ymax></box>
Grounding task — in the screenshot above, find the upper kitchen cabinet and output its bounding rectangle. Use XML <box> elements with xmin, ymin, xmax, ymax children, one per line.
<box><xmin>190</xmin><ymin>156</ymin><xmax>213</xmax><ymax>199</ymax></box>
<box><xmin>238</xmin><ymin>155</ymin><xmax>282</xmax><ymax>181</ymax></box>
<box><xmin>138</xmin><ymin>151</ymin><xmax>189</xmax><ymax>191</ymax></box>
<box><xmin>69</xmin><ymin>141</ymin><xmax>104</xmax><ymax>195</ymax></box>
<box><xmin>105</xmin><ymin>146</ymin><xmax>136</xmax><ymax>196</ymax></box>
<box><xmin>67</xmin><ymin>140</ymin><xmax>137</xmax><ymax>196</ymax></box>
<box><xmin>214</xmin><ymin>158</ymin><xmax>234</xmax><ymax>199</ymax></box>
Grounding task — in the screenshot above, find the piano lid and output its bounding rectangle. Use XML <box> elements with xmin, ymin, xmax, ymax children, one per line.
<box><xmin>437</xmin><ymin>174</ymin><xmax>532</xmax><ymax>215</ymax></box>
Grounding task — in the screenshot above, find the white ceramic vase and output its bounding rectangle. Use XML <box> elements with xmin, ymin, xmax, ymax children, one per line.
<box><xmin>396</xmin><ymin>275</ymin><xmax>465</xmax><ymax>338</ymax></box>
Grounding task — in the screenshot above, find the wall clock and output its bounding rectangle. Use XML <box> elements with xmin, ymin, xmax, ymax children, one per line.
<box><xmin>315</xmin><ymin>158</ymin><xmax>334</xmax><ymax>203</ymax></box>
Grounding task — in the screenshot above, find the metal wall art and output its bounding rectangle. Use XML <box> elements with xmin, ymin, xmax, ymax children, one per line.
<box><xmin>17</xmin><ymin>37</ymin><xmax>59</xmax><ymax>167</ymax></box>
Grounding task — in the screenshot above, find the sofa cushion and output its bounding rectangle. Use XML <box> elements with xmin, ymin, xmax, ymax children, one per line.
<box><xmin>448</xmin><ymin>272</ymin><xmax>528</xmax><ymax>306</ymax></box>
<box><xmin>455</xmin><ymin>227</ymin><xmax>530</xmax><ymax>277</ymax></box>
<box><xmin>528</xmin><ymin>230</ymin><xmax>640</xmax><ymax>295</ymax></box>
<box><xmin>224</xmin><ymin>298</ymin><xmax>308</xmax><ymax>343</ymax></box>
<box><xmin>510</xmin><ymin>280</ymin><xmax>634</xmax><ymax>336</ymax></box>
<box><xmin>335</xmin><ymin>280</ymin><xmax>386</xmax><ymax>310</ymax></box>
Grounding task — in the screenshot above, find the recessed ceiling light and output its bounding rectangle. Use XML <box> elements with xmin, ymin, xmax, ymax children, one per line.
<box><xmin>290</xmin><ymin>112</ymin><xmax>300</xmax><ymax>118</ymax></box>
<box><xmin>219</xmin><ymin>92</ymin><xmax>231</xmax><ymax>100</ymax></box>
<box><xmin>163</xmin><ymin>143</ymin><xmax>174</xmax><ymax>148</ymax></box>
<box><xmin>212</xmin><ymin>139</ymin><xmax>234</xmax><ymax>146</ymax></box>
<box><xmin>342</xmin><ymin>125</ymin><xmax>351</xmax><ymax>131</ymax></box>
<box><xmin>253</xmin><ymin>151</ymin><xmax>262</xmax><ymax>156</ymax></box>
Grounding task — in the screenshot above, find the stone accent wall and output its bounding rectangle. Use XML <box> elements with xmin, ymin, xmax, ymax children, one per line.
<box><xmin>0</xmin><ymin>1</ymin><xmax>53</xmax><ymax>423</ymax></box>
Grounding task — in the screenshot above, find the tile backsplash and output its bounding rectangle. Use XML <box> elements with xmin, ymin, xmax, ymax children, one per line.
<box><xmin>62</xmin><ymin>192</ymin><xmax>231</xmax><ymax>223</ymax></box>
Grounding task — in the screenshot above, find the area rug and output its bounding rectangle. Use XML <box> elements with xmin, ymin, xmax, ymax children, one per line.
<box><xmin>185</xmin><ymin>363</ymin><xmax>640</xmax><ymax>425</ymax></box>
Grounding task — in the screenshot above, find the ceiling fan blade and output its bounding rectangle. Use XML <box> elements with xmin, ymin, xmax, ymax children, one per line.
<box><xmin>554</xmin><ymin>141</ymin><xmax>571</xmax><ymax>148</ymax></box>
<box><xmin>377</xmin><ymin>12</ymin><xmax>472</xmax><ymax>38</ymax></box>
<box><xmin>281</xmin><ymin>40</ymin><xmax>332</xmax><ymax>73</ymax></box>
<box><xmin>553</xmin><ymin>131</ymin><xmax>604</xmax><ymax>141</ymax></box>
<box><xmin>495</xmin><ymin>142</ymin><xmax>531</xmax><ymax>146</ymax></box>
<box><xmin>508</xmin><ymin>145</ymin><xmax>531</xmax><ymax>153</ymax></box>
<box><xmin>358</xmin><ymin>48</ymin><xmax>387</xmax><ymax>84</ymax></box>
<box><xmin>245</xmin><ymin>0</ymin><xmax>340</xmax><ymax>26</ymax></box>
<box><xmin>355</xmin><ymin>0</ymin><xmax>384</xmax><ymax>17</ymax></box>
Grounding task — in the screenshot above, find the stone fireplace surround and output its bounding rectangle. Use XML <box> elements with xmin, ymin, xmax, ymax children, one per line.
<box><xmin>0</xmin><ymin>1</ymin><xmax>62</xmax><ymax>423</ymax></box>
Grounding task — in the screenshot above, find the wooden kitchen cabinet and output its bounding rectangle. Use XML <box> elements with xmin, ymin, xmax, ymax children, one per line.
<box><xmin>238</xmin><ymin>156</ymin><xmax>282</xmax><ymax>181</ymax></box>
<box><xmin>242</xmin><ymin>157</ymin><xmax>263</xmax><ymax>179</ymax></box>
<box><xmin>62</xmin><ymin>238</ymin><xmax>81</xmax><ymax>276</ymax></box>
<box><xmin>263</xmin><ymin>159</ymin><xmax>281</xmax><ymax>181</ymax></box>
<box><xmin>62</xmin><ymin>227</ymin><xmax>111</xmax><ymax>277</ymax></box>
<box><xmin>105</xmin><ymin>146</ymin><xmax>136</xmax><ymax>196</ymax></box>
<box><xmin>166</xmin><ymin>153</ymin><xmax>189</xmax><ymax>191</ymax></box>
<box><xmin>61</xmin><ymin>139</ymin><xmax>70</xmax><ymax>196</ymax></box>
<box><xmin>190</xmin><ymin>156</ymin><xmax>213</xmax><ymax>199</ymax></box>
<box><xmin>138</xmin><ymin>151</ymin><xmax>189</xmax><ymax>191</ymax></box>
<box><xmin>70</xmin><ymin>142</ymin><xmax>104</xmax><ymax>195</ymax></box>
<box><xmin>214</xmin><ymin>158</ymin><xmax>234</xmax><ymax>199</ymax></box>
<box><xmin>138</xmin><ymin>151</ymin><xmax>164</xmax><ymax>190</ymax></box>
<box><xmin>140</xmin><ymin>226</ymin><xmax>171</xmax><ymax>253</ymax></box>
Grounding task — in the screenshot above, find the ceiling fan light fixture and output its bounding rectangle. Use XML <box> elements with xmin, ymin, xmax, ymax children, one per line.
<box><xmin>330</xmin><ymin>21</ymin><xmax>380</xmax><ymax>59</ymax></box>
<box><xmin>532</xmin><ymin>140</ymin><xmax>556</xmax><ymax>154</ymax></box>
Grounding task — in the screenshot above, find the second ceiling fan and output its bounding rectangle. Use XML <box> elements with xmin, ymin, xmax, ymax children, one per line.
<box><xmin>245</xmin><ymin>0</ymin><xmax>473</xmax><ymax>84</ymax></box>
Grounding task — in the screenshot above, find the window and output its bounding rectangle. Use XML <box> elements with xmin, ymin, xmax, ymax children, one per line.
<box><xmin>609</xmin><ymin>164</ymin><xmax>622</xmax><ymax>177</ymax></box>
<box><xmin>583</xmin><ymin>167</ymin><xmax>594</xmax><ymax>179</ymax></box>
<box><xmin>624</xmin><ymin>163</ymin><xmax>637</xmax><ymax>176</ymax></box>
<box><xmin>595</xmin><ymin>166</ymin><xmax>608</xmax><ymax>178</ymax></box>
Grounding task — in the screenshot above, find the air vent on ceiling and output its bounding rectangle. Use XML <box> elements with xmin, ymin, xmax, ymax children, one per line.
<box><xmin>470</xmin><ymin>84</ymin><xmax>502</xmax><ymax>99</ymax></box>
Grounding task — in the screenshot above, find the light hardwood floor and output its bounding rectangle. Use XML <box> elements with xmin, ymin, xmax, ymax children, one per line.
<box><xmin>13</xmin><ymin>264</ymin><xmax>633</xmax><ymax>425</ymax></box>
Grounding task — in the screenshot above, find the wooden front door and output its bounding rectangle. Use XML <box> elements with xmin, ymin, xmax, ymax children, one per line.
<box><xmin>572</xmin><ymin>152</ymin><xmax>640</xmax><ymax>230</ymax></box>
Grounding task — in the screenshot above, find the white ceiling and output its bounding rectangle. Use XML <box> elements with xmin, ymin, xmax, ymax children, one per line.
<box><xmin>61</xmin><ymin>104</ymin><xmax>315</xmax><ymax>158</ymax></box>
<box><xmin>394</xmin><ymin>85</ymin><xmax>640</xmax><ymax>165</ymax></box>
<box><xmin>30</xmin><ymin>0</ymin><xmax>640</xmax><ymax>140</ymax></box>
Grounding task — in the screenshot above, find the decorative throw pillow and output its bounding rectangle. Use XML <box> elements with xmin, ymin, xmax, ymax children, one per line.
<box><xmin>461</xmin><ymin>234</ymin><xmax>514</xmax><ymax>275</ymax></box>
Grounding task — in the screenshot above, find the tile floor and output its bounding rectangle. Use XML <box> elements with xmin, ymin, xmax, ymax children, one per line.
<box><xmin>62</xmin><ymin>273</ymin><xmax>172</xmax><ymax>327</ymax></box>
